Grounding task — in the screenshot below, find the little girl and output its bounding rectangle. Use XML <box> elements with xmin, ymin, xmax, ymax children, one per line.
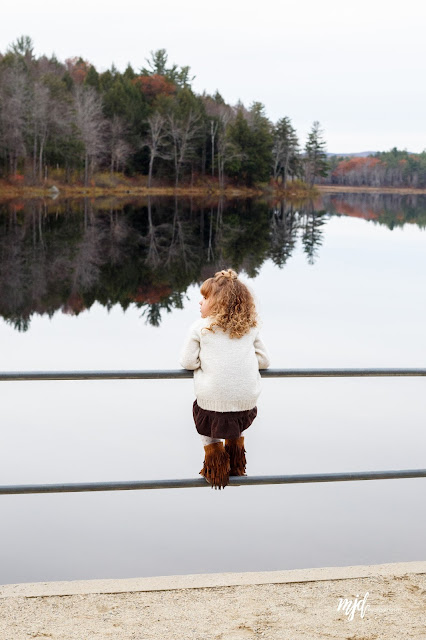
<box><xmin>179</xmin><ymin>268</ymin><xmax>270</xmax><ymax>489</ymax></box>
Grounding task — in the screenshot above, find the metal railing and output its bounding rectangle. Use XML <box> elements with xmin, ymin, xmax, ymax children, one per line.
<box><xmin>1</xmin><ymin>469</ymin><xmax>426</xmax><ymax>495</ymax></box>
<box><xmin>1</xmin><ymin>368</ymin><xmax>425</xmax><ymax>495</ymax></box>
<box><xmin>0</xmin><ymin>367</ymin><xmax>425</xmax><ymax>381</ymax></box>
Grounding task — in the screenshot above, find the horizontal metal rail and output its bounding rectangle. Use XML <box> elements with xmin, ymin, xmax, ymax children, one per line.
<box><xmin>0</xmin><ymin>369</ymin><xmax>423</xmax><ymax>496</ymax></box>
<box><xmin>1</xmin><ymin>469</ymin><xmax>426</xmax><ymax>494</ymax></box>
<box><xmin>0</xmin><ymin>368</ymin><xmax>425</xmax><ymax>381</ymax></box>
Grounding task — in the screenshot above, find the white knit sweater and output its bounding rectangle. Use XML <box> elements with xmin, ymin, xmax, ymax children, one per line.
<box><xmin>179</xmin><ymin>316</ymin><xmax>270</xmax><ymax>412</ymax></box>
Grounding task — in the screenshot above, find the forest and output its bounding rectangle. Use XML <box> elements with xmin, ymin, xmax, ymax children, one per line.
<box><xmin>2</xmin><ymin>36</ymin><xmax>424</xmax><ymax>192</ymax></box>
<box><xmin>0</xmin><ymin>36</ymin><xmax>329</xmax><ymax>190</ymax></box>
<box><xmin>328</xmin><ymin>149</ymin><xmax>426</xmax><ymax>188</ymax></box>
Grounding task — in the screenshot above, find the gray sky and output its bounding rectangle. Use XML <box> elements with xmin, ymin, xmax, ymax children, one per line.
<box><xmin>2</xmin><ymin>0</ymin><xmax>425</xmax><ymax>153</ymax></box>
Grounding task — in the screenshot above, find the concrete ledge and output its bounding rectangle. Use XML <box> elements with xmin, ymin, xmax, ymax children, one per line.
<box><xmin>1</xmin><ymin>560</ymin><xmax>425</xmax><ymax>598</ymax></box>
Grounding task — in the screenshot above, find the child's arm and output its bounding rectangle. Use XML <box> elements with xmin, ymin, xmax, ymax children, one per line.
<box><xmin>179</xmin><ymin>325</ymin><xmax>201</xmax><ymax>370</ymax></box>
<box><xmin>254</xmin><ymin>333</ymin><xmax>270</xmax><ymax>369</ymax></box>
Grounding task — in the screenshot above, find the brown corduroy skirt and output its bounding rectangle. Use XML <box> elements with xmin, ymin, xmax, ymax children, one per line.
<box><xmin>192</xmin><ymin>400</ymin><xmax>257</xmax><ymax>439</ymax></box>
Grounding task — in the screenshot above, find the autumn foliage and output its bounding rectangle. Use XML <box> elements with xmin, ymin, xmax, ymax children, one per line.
<box><xmin>333</xmin><ymin>157</ymin><xmax>381</xmax><ymax>177</ymax></box>
<box><xmin>65</xmin><ymin>57</ymin><xmax>91</xmax><ymax>85</ymax></box>
<box><xmin>329</xmin><ymin>150</ymin><xmax>426</xmax><ymax>188</ymax></box>
<box><xmin>132</xmin><ymin>74</ymin><xmax>176</xmax><ymax>100</ymax></box>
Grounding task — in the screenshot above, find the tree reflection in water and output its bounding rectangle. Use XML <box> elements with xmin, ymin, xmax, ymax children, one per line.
<box><xmin>0</xmin><ymin>192</ymin><xmax>424</xmax><ymax>330</ymax></box>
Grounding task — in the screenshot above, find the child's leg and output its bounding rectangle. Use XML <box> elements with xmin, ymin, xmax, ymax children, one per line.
<box><xmin>224</xmin><ymin>433</ymin><xmax>247</xmax><ymax>476</ymax></box>
<box><xmin>200</xmin><ymin>435</ymin><xmax>222</xmax><ymax>446</ymax></box>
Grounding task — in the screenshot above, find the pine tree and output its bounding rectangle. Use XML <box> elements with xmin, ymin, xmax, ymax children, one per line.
<box><xmin>228</xmin><ymin>103</ymin><xmax>273</xmax><ymax>185</ymax></box>
<box><xmin>304</xmin><ymin>121</ymin><xmax>329</xmax><ymax>187</ymax></box>
<box><xmin>272</xmin><ymin>116</ymin><xmax>300</xmax><ymax>186</ymax></box>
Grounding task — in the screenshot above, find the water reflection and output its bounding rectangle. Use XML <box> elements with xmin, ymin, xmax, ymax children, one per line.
<box><xmin>1</xmin><ymin>192</ymin><xmax>425</xmax><ymax>331</ymax></box>
<box><xmin>1</xmin><ymin>192</ymin><xmax>425</xmax><ymax>585</ymax></box>
<box><xmin>320</xmin><ymin>192</ymin><xmax>426</xmax><ymax>229</ymax></box>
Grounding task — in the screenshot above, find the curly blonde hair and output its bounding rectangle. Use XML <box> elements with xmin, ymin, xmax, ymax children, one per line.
<box><xmin>200</xmin><ymin>269</ymin><xmax>258</xmax><ymax>339</ymax></box>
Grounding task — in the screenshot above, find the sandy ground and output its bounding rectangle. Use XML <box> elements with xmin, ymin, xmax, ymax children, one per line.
<box><xmin>1</xmin><ymin>566</ymin><xmax>425</xmax><ymax>640</ymax></box>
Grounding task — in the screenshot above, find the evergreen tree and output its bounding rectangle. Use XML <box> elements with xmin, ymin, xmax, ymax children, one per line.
<box><xmin>8</xmin><ymin>35</ymin><xmax>34</xmax><ymax>69</ymax></box>
<box><xmin>84</xmin><ymin>65</ymin><xmax>100</xmax><ymax>90</ymax></box>
<box><xmin>272</xmin><ymin>116</ymin><xmax>300</xmax><ymax>186</ymax></box>
<box><xmin>228</xmin><ymin>103</ymin><xmax>273</xmax><ymax>185</ymax></box>
<box><xmin>213</xmin><ymin>90</ymin><xmax>225</xmax><ymax>104</ymax></box>
<box><xmin>141</xmin><ymin>49</ymin><xmax>195</xmax><ymax>89</ymax></box>
<box><xmin>304</xmin><ymin>121</ymin><xmax>329</xmax><ymax>187</ymax></box>
<box><xmin>142</xmin><ymin>49</ymin><xmax>169</xmax><ymax>76</ymax></box>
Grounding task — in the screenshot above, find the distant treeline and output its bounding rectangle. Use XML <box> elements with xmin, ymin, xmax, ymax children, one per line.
<box><xmin>0</xmin><ymin>36</ymin><xmax>329</xmax><ymax>188</ymax></box>
<box><xmin>327</xmin><ymin>149</ymin><xmax>426</xmax><ymax>188</ymax></box>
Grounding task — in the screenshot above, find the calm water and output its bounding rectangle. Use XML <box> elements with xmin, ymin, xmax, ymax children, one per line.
<box><xmin>0</xmin><ymin>193</ymin><xmax>425</xmax><ymax>585</ymax></box>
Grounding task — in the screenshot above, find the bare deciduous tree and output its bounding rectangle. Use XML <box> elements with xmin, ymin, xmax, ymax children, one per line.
<box><xmin>31</xmin><ymin>82</ymin><xmax>50</xmax><ymax>181</ymax></box>
<box><xmin>73</xmin><ymin>86</ymin><xmax>107</xmax><ymax>185</ymax></box>
<box><xmin>108</xmin><ymin>115</ymin><xmax>132</xmax><ymax>174</ymax></box>
<box><xmin>167</xmin><ymin>110</ymin><xmax>201</xmax><ymax>187</ymax></box>
<box><xmin>142</xmin><ymin>112</ymin><xmax>169</xmax><ymax>187</ymax></box>
<box><xmin>0</xmin><ymin>66</ymin><xmax>28</xmax><ymax>174</ymax></box>
<box><xmin>216</xmin><ymin>105</ymin><xmax>240</xmax><ymax>189</ymax></box>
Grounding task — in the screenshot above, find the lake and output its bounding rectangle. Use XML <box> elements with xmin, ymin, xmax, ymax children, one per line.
<box><xmin>0</xmin><ymin>192</ymin><xmax>425</xmax><ymax>585</ymax></box>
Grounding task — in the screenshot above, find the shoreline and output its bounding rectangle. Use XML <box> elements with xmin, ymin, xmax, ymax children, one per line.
<box><xmin>0</xmin><ymin>185</ymin><xmax>264</xmax><ymax>200</ymax></box>
<box><xmin>317</xmin><ymin>185</ymin><xmax>426</xmax><ymax>194</ymax></box>
<box><xmin>1</xmin><ymin>183</ymin><xmax>426</xmax><ymax>201</ymax></box>
<box><xmin>1</xmin><ymin>560</ymin><xmax>425</xmax><ymax>598</ymax></box>
<box><xmin>1</xmin><ymin>561</ymin><xmax>425</xmax><ymax>639</ymax></box>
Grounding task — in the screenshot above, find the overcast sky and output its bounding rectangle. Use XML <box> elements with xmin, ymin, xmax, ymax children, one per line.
<box><xmin>2</xmin><ymin>0</ymin><xmax>425</xmax><ymax>153</ymax></box>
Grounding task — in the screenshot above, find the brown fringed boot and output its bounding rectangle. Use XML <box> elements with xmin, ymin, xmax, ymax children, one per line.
<box><xmin>225</xmin><ymin>436</ymin><xmax>247</xmax><ymax>476</ymax></box>
<box><xmin>199</xmin><ymin>442</ymin><xmax>231</xmax><ymax>490</ymax></box>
